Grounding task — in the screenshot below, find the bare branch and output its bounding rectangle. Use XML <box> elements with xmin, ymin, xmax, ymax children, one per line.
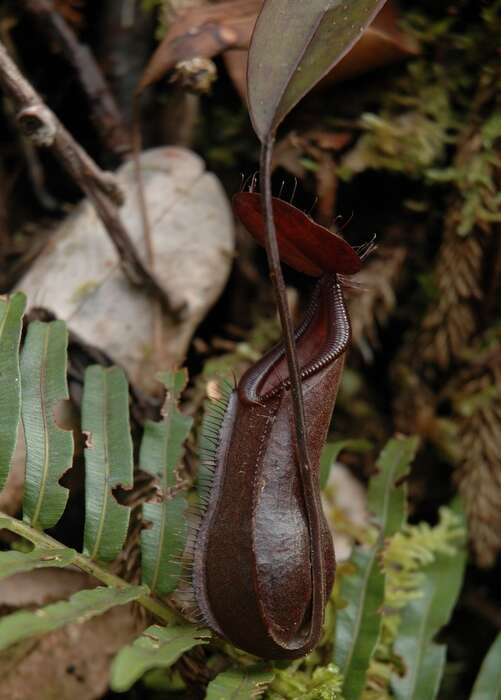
<box><xmin>18</xmin><ymin>0</ymin><xmax>131</xmax><ymax>157</ymax></box>
<box><xmin>0</xmin><ymin>39</ymin><xmax>181</xmax><ymax>319</ymax></box>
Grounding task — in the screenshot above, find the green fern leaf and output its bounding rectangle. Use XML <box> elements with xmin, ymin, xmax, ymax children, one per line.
<box><xmin>390</xmin><ymin>543</ymin><xmax>466</xmax><ymax>700</ymax></box>
<box><xmin>21</xmin><ymin>320</ymin><xmax>74</xmax><ymax>530</ymax></box>
<box><xmin>0</xmin><ymin>584</ymin><xmax>147</xmax><ymax>651</ymax></box>
<box><xmin>267</xmin><ymin>663</ymin><xmax>343</xmax><ymax>700</ymax></box>
<box><xmin>82</xmin><ymin>365</ymin><xmax>133</xmax><ymax>561</ymax></box>
<box><xmin>469</xmin><ymin>632</ymin><xmax>501</xmax><ymax>700</ymax></box>
<box><xmin>368</xmin><ymin>436</ymin><xmax>420</xmax><ymax>538</ymax></box>
<box><xmin>319</xmin><ymin>438</ymin><xmax>372</xmax><ymax>489</ymax></box>
<box><xmin>335</xmin><ymin>545</ymin><xmax>383</xmax><ymax>700</ymax></box>
<box><xmin>335</xmin><ymin>435</ymin><xmax>419</xmax><ymax>700</ymax></box>
<box><xmin>0</xmin><ymin>292</ymin><xmax>26</xmax><ymax>490</ymax></box>
<box><xmin>110</xmin><ymin>624</ymin><xmax>211</xmax><ymax>692</ymax></box>
<box><xmin>140</xmin><ymin>370</ymin><xmax>193</xmax><ymax>595</ymax></box>
<box><xmin>205</xmin><ymin>666</ymin><xmax>275</xmax><ymax>700</ymax></box>
<box><xmin>0</xmin><ymin>546</ymin><xmax>76</xmax><ymax>580</ymax></box>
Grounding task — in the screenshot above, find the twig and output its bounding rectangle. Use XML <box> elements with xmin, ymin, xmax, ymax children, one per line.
<box><xmin>0</xmin><ymin>163</ymin><xmax>9</xmax><ymax>258</ymax></box>
<box><xmin>0</xmin><ymin>24</ymin><xmax>58</xmax><ymax>210</ymax></box>
<box><xmin>93</xmin><ymin>0</ymin><xmax>156</xmax><ymax>125</ymax></box>
<box><xmin>18</xmin><ymin>0</ymin><xmax>131</xmax><ymax>157</ymax></box>
<box><xmin>132</xmin><ymin>99</ymin><xmax>154</xmax><ymax>266</ymax></box>
<box><xmin>132</xmin><ymin>95</ymin><xmax>171</xmax><ymax>382</ymax></box>
<box><xmin>0</xmin><ymin>39</ymin><xmax>180</xmax><ymax>318</ymax></box>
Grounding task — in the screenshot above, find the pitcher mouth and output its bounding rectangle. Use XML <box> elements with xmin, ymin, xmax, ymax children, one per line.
<box><xmin>238</xmin><ymin>274</ymin><xmax>351</xmax><ymax>403</ymax></box>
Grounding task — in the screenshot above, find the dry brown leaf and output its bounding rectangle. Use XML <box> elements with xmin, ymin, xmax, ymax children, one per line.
<box><xmin>139</xmin><ymin>0</ymin><xmax>418</xmax><ymax>96</ymax></box>
<box><xmin>0</xmin><ymin>568</ymin><xmax>93</xmax><ymax>608</ymax></box>
<box><xmin>0</xmin><ymin>570</ymin><xmax>143</xmax><ymax>700</ymax></box>
<box><xmin>138</xmin><ymin>0</ymin><xmax>258</xmax><ymax>93</ymax></box>
<box><xmin>16</xmin><ymin>147</ymin><xmax>235</xmax><ymax>394</ymax></box>
<box><xmin>272</xmin><ymin>130</ymin><xmax>355</xmax><ymax>225</ymax></box>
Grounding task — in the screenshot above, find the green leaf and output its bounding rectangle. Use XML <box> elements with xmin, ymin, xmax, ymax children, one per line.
<box><xmin>0</xmin><ymin>546</ymin><xmax>76</xmax><ymax>580</ymax></box>
<box><xmin>248</xmin><ymin>0</ymin><xmax>387</xmax><ymax>141</ymax></box>
<box><xmin>391</xmin><ymin>548</ymin><xmax>466</xmax><ymax>700</ymax></box>
<box><xmin>469</xmin><ymin>632</ymin><xmax>501</xmax><ymax>700</ymax></box>
<box><xmin>140</xmin><ymin>370</ymin><xmax>193</xmax><ymax>595</ymax></box>
<box><xmin>368</xmin><ymin>436</ymin><xmax>420</xmax><ymax>538</ymax></box>
<box><xmin>21</xmin><ymin>320</ymin><xmax>74</xmax><ymax>530</ymax></box>
<box><xmin>82</xmin><ymin>366</ymin><xmax>133</xmax><ymax>562</ymax></box>
<box><xmin>335</xmin><ymin>435</ymin><xmax>419</xmax><ymax>700</ymax></box>
<box><xmin>0</xmin><ymin>292</ymin><xmax>26</xmax><ymax>490</ymax></box>
<box><xmin>110</xmin><ymin>624</ymin><xmax>211</xmax><ymax>692</ymax></box>
<box><xmin>206</xmin><ymin>666</ymin><xmax>275</xmax><ymax>700</ymax></box>
<box><xmin>269</xmin><ymin>663</ymin><xmax>343</xmax><ymax>699</ymax></box>
<box><xmin>335</xmin><ymin>546</ymin><xmax>384</xmax><ymax>700</ymax></box>
<box><xmin>0</xmin><ymin>584</ymin><xmax>147</xmax><ymax>651</ymax></box>
<box><xmin>320</xmin><ymin>438</ymin><xmax>372</xmax><ymax>489</ymax></box>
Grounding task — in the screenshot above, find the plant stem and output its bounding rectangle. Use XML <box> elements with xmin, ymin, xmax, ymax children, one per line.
<box><xmin>259</xmin><ymin>137</ymin><xmax>325</xmax><ymax>645</ymax></box>
<box><xmin>259</xmin><ymin>136</ymin><xmax>310</xmax><ymax>473</ymax></box>
<box><xmin>0</xmin><ymin>511</ymin><xmax>179</xmax><ymax>625</ymax></box>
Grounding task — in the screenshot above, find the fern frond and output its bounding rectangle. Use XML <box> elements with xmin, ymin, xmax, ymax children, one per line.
<box><xmin>319</xmin><ymin>438</ymin><xmax>372</xmax><ymax>490</ymax></box>
<box><xmin>110</xmin><ymin>624</ymin><xmax>211</xmax><ymax>693</ymax></box>
<box><xmin>267</xmin><ymin>664</ymin><xmax>343</xmax><ymax>700</ymax></box>
<box><xmin>390</xmin><ymin>539</ymin><xmax>466</xmax><ymax>700</ymax></box>
<box><xmin>0</xmin><ymin>585</ymin><xmax>147</xmax><ymax>652</ymax></box>
<box><xmin>207</xmin><ymin>666</ymin><xmax>275</xmax><ymax>700</ymax></box>
<box><xmin>0</xmin><ymin>545</ymin><xmax>76</xmax><ymax>580</ymax></box>
<box><xmin>140</xmin><ymin>370</ymin><xmax>193</xmax><ymax>595</ymax></box>
<box><xmin>21</xmin><ymin>320</ymin><xmax>74</xmax><ymax>530</ymax></box>
<box><xmin>0</xmin><ymin>292</ymin><xmax>26</xmax><ymax>489</ymax></box>
<box><xmin>0</xmin><ymin>511</ymin><xmax>177</xmax><ymax>626</ymax></box>
<box><xmin>334</xmin><ymin>436</ymin><xmax>419</xmax><ymax>700</ymax></box>
<box><xmin>363</xmin><ymin>507</ymin><xmax>465</xmax><ymax>698</ymax></box>
<box><xmin>82</xmin><ymin>365</ymin><xmax>134</xmax><ymax>562</ymax></box>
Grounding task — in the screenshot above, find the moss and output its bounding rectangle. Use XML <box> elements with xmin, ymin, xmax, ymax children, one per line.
<box><xmin>361</xmin><ymin>507</ymin><xmax>465</xmax><ymax>699</ymax></box>
<box><xmin>338</xmin><ymin>0</ymin><xmax>501</xmax><ymax>241</ymax></box>
<box><xmin>267</xmin><ymin>664</ymin><xmax>344</xmax><ymax>700</ymax></box>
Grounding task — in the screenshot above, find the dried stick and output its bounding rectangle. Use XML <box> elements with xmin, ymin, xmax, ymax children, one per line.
<box><xmin>0</xmin><ymin>16</ymin><xmax>57</xmax><ymax>210</ymax></box>
<box><xmin>0</xmin><ymin>40</ymin><xmax>180</xmax><ymax>318</ymax></box>
<box><xmin>19</xmin><ymin>0</ymin><xmax>131</xmax><ymax>157</ymax></box>
<box><xmin>131</xmin><ymin>95</ymin><xmax>172</xmax><ymax>381</ymax></box>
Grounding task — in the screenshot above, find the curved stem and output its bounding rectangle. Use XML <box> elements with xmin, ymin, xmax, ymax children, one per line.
<box><xmin>259</xmin><ymin>137</ymin><xmax>325</xmax><ymax>644</ymax></box>
<box><xmin>259</xmin><ymin>137</ymin><xmax>310</xmax><ymax>472</ymax></box>
<box><xmin>0</xmin><ymin>511</ymin><xmax>179</xmax><ymax>625</ymax></box>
